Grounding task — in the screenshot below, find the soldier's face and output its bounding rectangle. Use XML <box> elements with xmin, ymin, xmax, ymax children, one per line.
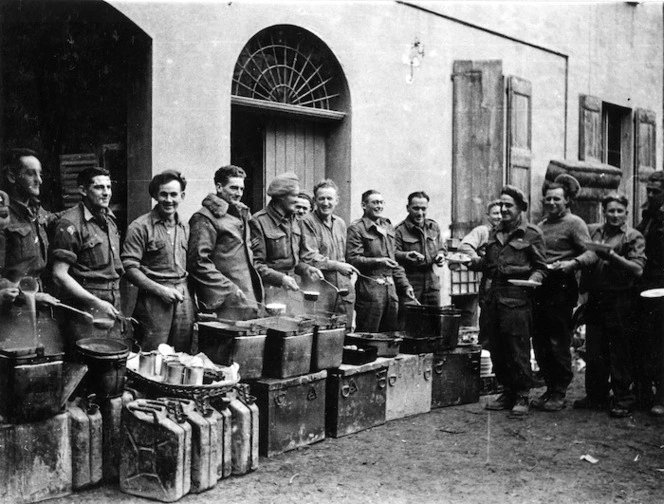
<box><xmin>315</xmin><ymin>187</ymin><xmax>338</xmax><ymax>219</ymax></box>
<box><xmin>155</xmin><ymin>180</ymin><xmax>184</xmax><ymax>219</ymax></box>
<box><xmin>604</xmin><ymin>201</ymin><xmax>628</xmax><ymax>228</ymax></box>
<box><xmin>544</xmin><ymin>188</ymin><xmax>568</xmax><ymax>217</ymax></box>
<box><xmin>82</xmin><ymin>175</ymin><xmax>112</xmax><ymax>211</ymax></box>
<box><xmin>294</xmin><ymin>197</ymin><xmax>311</xmax><ymax>217</ymax></box>
<box><xmin>11</xmin><ymin>156</ymin><xmax>42</xmax><ymax>199</ymax></box>
<box><xmin>407</xmin><ymin>197</ymin><xmax>428</xmax><ymax>225</ymax></box>
<box><xmin>217</xmin><ymin>177</ymin><xmax>245</xmax><ymax>204</ymax></box>
<box><xmin>487</xmin><ymin>205</ymin><xmax>502</xmax><ymax>227</ymax></box>
<box><xmin>500</xmin><ymin>195</ymin><xmax>520</xmax><ymax>224</ymax></box>
<box><xmin>362</xmin><ymin>193</ymin><xmax>384</xmax><ymax>220</ymax></box>
<box><xmin>646</xmin><ymin>182</ymin><xmax>664</xmax><ymax>208</ymax></box>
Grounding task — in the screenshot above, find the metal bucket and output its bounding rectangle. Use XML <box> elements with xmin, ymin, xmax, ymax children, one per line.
<box><xmin>404</xmin><ymin>304</ymin><xmax>462</xmax><ymax>349</ymax></box>
<box><xmin>76</xmin><ymin>338</ymin><xmax>129</xmax><ymax>399</ymax></box>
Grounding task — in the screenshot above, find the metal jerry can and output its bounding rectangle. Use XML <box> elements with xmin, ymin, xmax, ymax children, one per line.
<box><xmin>382</xmin><ymin>353</ymin><xmax>433</xmax><ymax>421</ymax></box>
<box><xmin>120</xmin><ymin>399</ymin><xmax>192</xmax><ymax>503</ymax></box>
<box><xmin>157</xmin><ymin>398</ymin><xmax>225</xmax><ymax>493</ymax></box>
<box><xmin>67</xmin><ymin>396</ymin><xmax>103</xmax><ymax>490</ymax></box>
<box><xmin>431</xmin><ymin>345</ymin><xmax>481</xmax><ymax>408</ymax></box>
<box><xmin>252</xmin><ymin>370</ymin><xmax>327</xmax><ymax>457</ymax></box>
<box><xmin>326</xmin><ymin>360</ymin><xmax>389</xmax><ymax>438</ymax></box>
<box><xmin>225</xmin><ymin>385</ymin><xmax>259</xmax><ymax>475</ymax></box>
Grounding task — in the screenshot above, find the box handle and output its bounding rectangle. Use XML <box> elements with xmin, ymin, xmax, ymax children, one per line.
<box><xmin>376</xmin><ymin>370</ymin><xmax>387</xmax><ymax>389</ymax></box>
<box><xmin>388</xmin><ymin>374</ymin><xmax>397</xmax><ymax>387</ymax></box>
<box><xmin>307</xmin><ymin>386</ymin><xmax>317</xmax><ymax>401</ymax></box>
<box><xmin>423</xmin><ymin>368</ymin><xmax>432</xmax><ymax>381</ymax></box>
<box><xmin>274</xmin><ymin>392</ymin><xmax>287</xmax><ymax>407</ymax></box>
<box><xmin>434</xmin><ymin>361</ymin><xmax>445</xmax><ymax>374</ymax></box>
<box><xmin>341</xmin><ymin>378</ymin><xmax>358</xmax><ymax>398</ymax></box>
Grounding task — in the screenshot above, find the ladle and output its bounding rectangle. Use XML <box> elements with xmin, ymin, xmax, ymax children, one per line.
<box><xmin>320</xmin><ymin>277</ymin><xmax>350</xmax><ymax>296</ymax></box>
<box><xmin>300</xmin><ymin>290</ymin><xmax>321</xmax><ymax>302</ymax></box>
<box><xmin>406</xmin><ymin>292</ymin><xmax>422</xmax><ymax>306</ymax></box>
<box><xmin>355</xmin><ymin>272</ymin><xmax>387</xmax><ymax>285</ymax></box>
<box><xmin>54</xmin><ymin>302</ymin><xmax>94</xmax><ymax>322</ymax></box>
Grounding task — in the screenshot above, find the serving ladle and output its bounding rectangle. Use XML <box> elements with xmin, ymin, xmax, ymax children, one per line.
<box><xmin>320</xmin><ymin>277</ymin><xmax>350</xmax><ymax>297</ymax></box>
<box><xmin>355</xmin><ymin>272</ymin><xmax>387</xmax><ymax>285</ymax></box>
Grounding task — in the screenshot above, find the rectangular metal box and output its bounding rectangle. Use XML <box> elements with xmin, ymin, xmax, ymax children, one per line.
<box><xmin>431</xmin><ymin>345</ymin><xmax>481</xmax><ymax>408</ymax></box>
<box><xmin>380</xmin><ymin>353</ymin><xmax>433</xmax><ymax>421</ymax></box>
<box><xmin>197</xmin><ymin>322</ymin><xmax>267</xmax><ymax>380</ymax></box>
<box><xmin>326</xmin><ymin>360</ymin><xmax>388</xmax><ymax>438</ymax></box>
<box><xmin>252</xmin><ymin>370</ymin><xmax>327</xmax><ymax>457</ymax></box>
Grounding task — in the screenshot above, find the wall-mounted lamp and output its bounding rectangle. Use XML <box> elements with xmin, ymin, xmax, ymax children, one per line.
<box><xmin>402</xmin><ymin>37</ymin><xmax>425</xmax><ymax>84</ymax></box>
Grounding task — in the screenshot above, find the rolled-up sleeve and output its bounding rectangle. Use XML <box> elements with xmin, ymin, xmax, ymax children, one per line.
<box><xmin>121</xmin><ymin>221</ymin><xmax>146</xmax><ymax>271</ymax></box>
<box><xmin>51</xmin><ymin>219</ymin><xmax>80</xmax><ymax>265</ymax></box>
<box><xmin>625</xmin><ymin>230</ymin><xmax>647</xmax><ymax>270</ymax></box>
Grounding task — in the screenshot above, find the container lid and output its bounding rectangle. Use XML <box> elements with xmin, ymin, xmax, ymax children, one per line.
<box><xmin>331</xmin><ymin>359</ymin><xmax>389</xmax><ymax>376</ymax></box>
<box><xmin>198</xmin><ymin>321</ymin><xmax>256</xmax><ymax>336</ymax></box>
<box><xmin>76</xmin><ymin>338</ymin><xmax>128</xmax><ymax>357</ymax></box>
<box><xmin>346</xmin><ymin>332</ymin><xmax>404</xmax><ymax>343</ymax></box>
<box><xmin>0</xmin><ymin>344</ymin><xmax>64</xmax><ymax>362</ymax></box>
<box><xmin>254</xmin><ymin>370</ymin><xmax>327</xmax><ymax>390</ymax></box>
<box><xmin>435</xmin><ymin>344</ymin><xmax>481</xmax><ymax>357</ymax></box>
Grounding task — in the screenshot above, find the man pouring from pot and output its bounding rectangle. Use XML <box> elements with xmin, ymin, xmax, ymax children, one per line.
<box><xmin>52</xmin><ymin>167</ymin><xmax>125</xmax><ymax>344</ymax></box>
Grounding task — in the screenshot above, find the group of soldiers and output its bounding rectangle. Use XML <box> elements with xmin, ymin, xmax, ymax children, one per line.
<box><xmin>0</xmin><ymin>149</ymin><xmax>447</xmax><ymax>360</ymax></box>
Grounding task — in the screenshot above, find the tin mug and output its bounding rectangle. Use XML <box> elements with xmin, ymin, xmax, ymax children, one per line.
<box><xmin>184</xmin><ymin>365</ymin><xmax>204</xmax><ymax>386</ymax></box>
<box><xmin>138</xmin><ymin>351</ymin><xmax>157</xmax><ymax>375</ymax></box>
<box><xmin>165</xmin><ymin>362</ymin><xmax>185</xmax><ymax>385</ymax></box>
<box><xmin>160</xmin><ymin>356</ymin><xmax>177</xmax><ymax>379</ymax></box>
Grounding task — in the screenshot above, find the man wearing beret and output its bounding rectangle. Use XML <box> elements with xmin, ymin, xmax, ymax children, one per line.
<box><xmin>469</xmin><ymin>185</ymin><xmax>548</xmax><ymax>416</ymax></box>
<box><xmin>122</xmin><ymin>170</ymin><xmax>195</xmax><ymax>351</ymax></box>
<box><xmin>346</xmin><ymin>189</ymin><xmax>415</xmax><ymax>332</ymax></box>
<box><xmin>188</xmin><ymin>165</ymin><xmax>263</xmax><ymax>321</ymax></box>
<box><xmin>250</xmin><ymin>172</ymin><xmax>323</xmax><ymax>309</ymax></box>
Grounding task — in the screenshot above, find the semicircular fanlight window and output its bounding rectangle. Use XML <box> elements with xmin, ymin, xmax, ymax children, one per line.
<box><xmin>233</xmin><ymin>26</ymin><xmax>339</xmax><ymax>110</ymax></box>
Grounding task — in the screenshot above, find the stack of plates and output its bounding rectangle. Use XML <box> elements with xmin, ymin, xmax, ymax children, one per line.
<box><xmin>480</xmin><ymin>349</ymin><xmax>493</xmax><ymax>377</ymax></box>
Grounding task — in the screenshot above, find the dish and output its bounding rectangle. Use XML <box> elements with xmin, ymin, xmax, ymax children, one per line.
<box><xmin>640</xmin><ymin>288</ymin><xmax>664</xmax><ymax>299</ymax></box>
<box><xmin>584</xmin><ymin>242</ymin><xmax>613</xmax><ymax>254</ymax></box>
<box><xmin>446</xmin><ymin>252</ymin><xmax>471</xmax><ymax>263</ymax></box>
<box><xmin>508</xmin><ymin>279</ymin><xmax>542</xmax><ymax>288</ymax></box>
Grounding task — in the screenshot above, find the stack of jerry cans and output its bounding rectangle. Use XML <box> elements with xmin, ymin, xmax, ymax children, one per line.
<box><xmin>379</xmin><ymin>353</ymin><xmax>433</xmax><ymax>421</ymax></box>
<box><xmin>431</xmin><ymin>344</ymin><xmax>481</xmax><ymax>408</ymax></box>
<box><xmin>252</xmin><ymin>370</ymin><xmax>327</xmax><ymax>457</ymax></box>
<box><xmin>120</xmin><ymin>399</ymin><xmax>192</xmax><ymax>502</ymax></box>
<box><xmin>326</xmin><ymin>360</ymin><xmax>389</xmax><ymax>438</ymax></box>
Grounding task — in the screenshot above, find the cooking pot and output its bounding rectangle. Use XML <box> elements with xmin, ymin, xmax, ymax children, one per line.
<box><xmin>404</xmin><ymin>304</ymin><xmax>462</xmax><ymax>349</ymax></box>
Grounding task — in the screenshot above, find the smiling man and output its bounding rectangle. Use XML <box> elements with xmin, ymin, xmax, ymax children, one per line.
<box><xmin>300</xmin><ymin>179</ymin><xmax>356</xmax><ymax>325</ymax></box>
<box><xmin>121</xmin><ymin>171</ymin><xmax>195</xmax><ymax>351</ymax></box>
<box><xmin>346</xmin><ymin>189</ymin><xmax>414</xmax><ymax>332</ymax></box>
<box><xmin>188</xmin><ymin>165</ymin><xmax>263</xmax><ymax>321</ymax></box>
<box><xmin>395</xmin><ymin>191</ymin><xmax>446</xmax><ymax>307</ymax></box>
<box><xmin>52</xmin><ymin>166</ymin><xmax>125</xmax><ymax>344</ymax></box>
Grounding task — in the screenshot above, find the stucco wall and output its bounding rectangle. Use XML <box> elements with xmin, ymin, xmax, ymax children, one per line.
<box><xmin>109</xmin><ymin>0</ymin><xmax>662</xmax><ymax>234</ymax></box>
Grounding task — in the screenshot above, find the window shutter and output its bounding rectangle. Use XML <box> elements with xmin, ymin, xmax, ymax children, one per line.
<box><xmin>579</xmin><ymin>95</ymin><xmax>602</xmax><ymax>162</ymax></box>
<box><xmin>506</xmin><ymin>76</ymin><xmax>532</xmax><ymax>210</ymax></box>
<box><xmin>451</xmin><ymin>60</ymin><xmax>504</xmax><ymax>239</ymax></box>
<box><xmin>634</xmin><ymin>108</ymin><xmax>657</xmax><ymax>218</ymax></box>
<box><xmin>59</xmin><ymin>154</ymin><xmax>99</xmax><ymax>209</ymax></box>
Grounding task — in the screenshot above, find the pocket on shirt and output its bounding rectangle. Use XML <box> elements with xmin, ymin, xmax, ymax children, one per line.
<box><xmin>401</xmin><ymin>235</ymin><xmax>420</xmax><ymax>252</ymax></box>
<box><xmin>146</xmin><ymin>239</ymin><xmax>166</xmax><ymax>253</ymax></box>
<box><xmin>265</xmin><ymin>229</ymin><xmax>289</xmax><ymax>260</ymax></box>
<box><xmin>6</xmin><ymin>225</ymin><xmax>35</xmax><ymax>262</ymax></box>
<box><xmin>80</xmin><ymin>236</ymin><xmax>108</xmax><ymax>269</ymax></box>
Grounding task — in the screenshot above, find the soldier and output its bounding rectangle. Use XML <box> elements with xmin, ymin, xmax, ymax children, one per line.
<box><xmin>294</xmin><ymin>192</ymin><xmax>313</xmax><ymax>218</ymax></box>
<box><xmin>395</xmin><ymin>191</ymin><xmax>446</xmax><ymax>306</ymax></box>
<box><xmin>52</xmin><ymin>167</ymin><xmax>124</xmax><ymax>343</ymax></box>
<box><xmin>122</xmin><ymin>171</ymin><xmax>195</xmax><ymax>351</ymax></box>
<box><xmin>249</xmin><ymin>172</ymin><xmax>323</xmax><ymax>310</ymax></box>
<box><xmin>188</xmin><ymin>165</ymin><xmax>263</xmax><ymax>320</ymax></box>
<box><xmin>300</xmin><ymin>179</ymin><xmax>356</xmax><ymax>326</ymax></box>
<box><xmin>346</xmin><ymin>189</ymin><xmax>414</xmax><ymax>332</ymax></box>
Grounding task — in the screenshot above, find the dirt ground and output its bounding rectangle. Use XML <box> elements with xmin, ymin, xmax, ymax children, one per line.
<box><xmin>54</xmin><ymin>362</ymin><xmax>664</xmax><ymax>504</ymax></box>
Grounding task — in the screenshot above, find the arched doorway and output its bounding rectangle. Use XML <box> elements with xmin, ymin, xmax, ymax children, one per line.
<box><xmin>230</xmin><ymin>25</ymin><xmax>351</xmax><ymax>219</ymax></box>
<box><xmin>0</xmin><ymin>0</ymin><xmax>152</xmax><ymax>234</ymax></box>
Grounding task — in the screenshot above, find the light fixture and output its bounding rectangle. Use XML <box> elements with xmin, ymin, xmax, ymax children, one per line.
<box><xmin>402</xmin><ymin>37</ymin><xmax>425</xmax><ymax>84</ymax></box>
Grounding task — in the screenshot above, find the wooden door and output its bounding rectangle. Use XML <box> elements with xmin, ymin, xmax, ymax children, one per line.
<box><xmin>634</xmin><ymin>108</ymin><xmax>657</xmax><ymax>223</ymax></box>
<box><xmin>506</xmin><ymin>76</ymin><xmax>532</xmax><ymax>211</ymax></box>
<box><xmin>264</xmin><ymin>118</ymin><xmax>326</xmax><ymax>204</ymax></box>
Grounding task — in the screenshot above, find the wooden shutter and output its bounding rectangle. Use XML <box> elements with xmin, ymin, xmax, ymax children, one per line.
<box><xmin>451</xmin><ymin>60</ymin><xmax>504</xmax><ymax>239</ymax></box>
<box><xmin>634</xmin><ymin>108</ymin><xmax>657</xmax><ymax>220</ymax></box>
<box><xmin>579</xmin><ymin>95</ymin><xmax>602</xmax><ymax>162</ymax></box>
<box><xmin>59</xmin><ymin>153</ymin><xmax>98</xmax><ymax>209</ymax></box>
<box><xmin>506</xmin><ymin>76</ymin><xmax>532</xmax><ymax>209</ymax></box>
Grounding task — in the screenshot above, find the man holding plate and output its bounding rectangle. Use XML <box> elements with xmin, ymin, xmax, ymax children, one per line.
<box><xmin>469</xmin><ymin>185</ymin><xmax>548</xmax><ymax>416</ymax></box>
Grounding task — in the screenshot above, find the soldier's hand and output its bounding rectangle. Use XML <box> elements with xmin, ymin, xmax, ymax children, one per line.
<box><xmin>308</xmin><ymin>267</ymin><xmax>325</xmax><ymax>281</ymax></box>
<box><xmin>234</xmin><ymin>289</ymin><xmax>247</xmax><ymax>303</ymax></box>
<box><xmin>159</xmin><ymin>286</ymin><xmax>184</xmax><ymax>304</ymax></box>
<box><xmin>336</xmin><ymin>262</ymin><xmax>355</xmax><ymax>277</ymax></box>
<box><xmin>405</xmin><ymin>251</ymin><xmax>425</xmax><ymax>263</ymax></box>
<box><xmin>35</xmin><ymin>292</ymin><xmax>60</xmax><ymax>307</ymax></box>
<box><xmin>381</xmin><ymin>258</ymin><xmax>399</xmax><ymax>269</ymax></box>
<box><xmin>94</xmin><ymin>299</ymin><xmax>120</xmax><ymax>319</ymax></box>
<box><xmin>405</xmin><ymin>286</ymin><xmax>416</xmax><ymax>301</ymax></box>
<box><xmin>0</xmin><ymin>287</ymin><xmax>19</xmax><ymax>303</ymax></box>
<box><xmin>282</xmin><ymin>276</ymin><xmax>300</xmax><ymax>291</ymax></box>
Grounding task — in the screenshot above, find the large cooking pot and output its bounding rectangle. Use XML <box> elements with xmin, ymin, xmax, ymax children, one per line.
<box><xmin>76</xmin><ymin>338</ymin><xmax>129</xmax><ymax>399</ymax></box>
<box><xmin>404</xmin><ymin>304</ymin><xmax>462</xmax><ymax>349</ymax></box>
